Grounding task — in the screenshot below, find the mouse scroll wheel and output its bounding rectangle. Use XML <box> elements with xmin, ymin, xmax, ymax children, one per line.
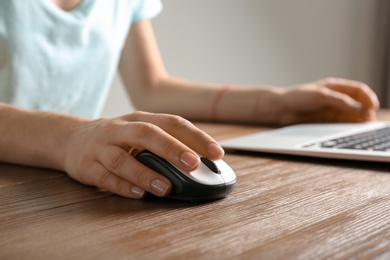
<box><xmin>200</xmin><ymin>157</ymin><xmax>221</xmax><ymax>174</ymax></box>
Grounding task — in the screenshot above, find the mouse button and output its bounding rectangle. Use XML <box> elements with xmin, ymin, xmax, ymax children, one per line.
<box><xmin>215</xmin><ymin>160</ymin><xmax>237</xmax><ymax>183</ymax></box>
<box><xmin>200</xmin><ymin>157</ymin><xmax>221</xmax><ymax>174</ymax></box>
<box><xmin>188</xmin><ymin>162</ymin><xmax>225</xmax><ymax>185</ymax></box>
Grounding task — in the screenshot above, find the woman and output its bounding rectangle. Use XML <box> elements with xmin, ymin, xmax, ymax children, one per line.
<box><xmin>0</xmin><ymin>0</ymin><xmax>379</xmax><ymax>199</ymax></box>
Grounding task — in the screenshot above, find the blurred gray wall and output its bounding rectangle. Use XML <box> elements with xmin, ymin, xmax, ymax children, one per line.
<box><xmin>102</xmin><ymin>0</ymin><xmax>377</xmax><ymax>118</ymax></box>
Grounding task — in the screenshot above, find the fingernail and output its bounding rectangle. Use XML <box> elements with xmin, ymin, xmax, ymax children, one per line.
<box><xmin>151</xmin><ymin>179</ymin><xmax>170</xmax><ymax>196</ymax></box>
<box><xmin>180</xmin><ymin>152</ymin><xmax>200</xmax><ymax>170</ymax></box>
<box><xmin>131</xmin><ymin>186</ymin><xmax>145</xmax><ymax>198</ymax></box>
<box><xmin>208</xmin><ymin>143</ymin><xmax>225</xmax><ymax>157</ymax></box>
<box><xmin>352</xmin><ymin>101</ymin><xmax>362</xmax><ymax>109</ymax></box>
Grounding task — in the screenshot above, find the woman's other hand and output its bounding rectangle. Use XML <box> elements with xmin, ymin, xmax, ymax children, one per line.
<box><xmin>276</xmin><ymin>77</ymin><xmax>379</xmax><ymax>125</ymax></box>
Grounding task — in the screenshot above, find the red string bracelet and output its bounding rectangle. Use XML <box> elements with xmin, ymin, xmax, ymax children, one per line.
<box><xmin>210</xmin><ymin>85</ymin><xmax>233</xmax><ymax>121</ymax></box>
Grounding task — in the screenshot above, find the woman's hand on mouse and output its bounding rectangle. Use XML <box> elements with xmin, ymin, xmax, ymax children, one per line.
<box><xmin>63</xmin><ymin>111</ymin><xmax>224</xmax><ymax>199</ymax></box>
<box><xmin>265</xmin><ymin>77</ymin><xmax>379</xmax><ymax>126</ymax></box>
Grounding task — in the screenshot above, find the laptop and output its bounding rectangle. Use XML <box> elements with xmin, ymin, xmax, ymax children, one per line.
<box><xmin>219</xmin><ymin>122</ymin><xmax>390</xmax><ymax>162</ymax></box>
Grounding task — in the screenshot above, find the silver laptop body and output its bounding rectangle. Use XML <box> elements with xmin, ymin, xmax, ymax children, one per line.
<box><xmin>219</xmin><ymin>122</ymin><xmax>390</xmax><ymax>162</ymax></box>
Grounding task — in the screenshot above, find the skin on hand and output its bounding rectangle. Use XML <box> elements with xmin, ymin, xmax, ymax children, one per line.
<box><xmin>63</xmin><ymin>111</ymin><xmax>225</xmax><ymax>199</ymax></box>
<box><xmin>275</xmin><ymin>77</ymin><xmax>380</xmax><ymax>125</ymax></box>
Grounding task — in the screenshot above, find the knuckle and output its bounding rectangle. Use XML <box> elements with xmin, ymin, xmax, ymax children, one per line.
<box><xmin>317</xmin><ymin>77</ymin><xmax>334</xmax><ymax>87</ymax></box>
<box><xmin>358</xmin><ymin>82</ymin><xmax>370</xmax><ymax>90</ymax></box>
<box><xmin>162</xmin><ymin>139</ymin><xmax>181</xmax><ymax>155</ymax></box>
<box><xmin>318</xmin><ymin>87</ymin><xmax>331</xmax><ymax>97</ymax></box>
<box><xmin>131</xmin><ymin>167</ymin><xmax>149</xmax><ymax>186</ymax></box>
<box><xmin>324</xmin><ymin>77</ymin><xmax>337</xmax><ymax>84</ymax></box>
<box><xmin>107</xmin><ymin>150</ymin><xmax>127</xmax><ymax>171</ymax></box>
<box><xmin>116</xmin><ymin>179</ymin><xmax>128</xmax><ymax>195</ymax></box>
<box><xmin>96</xmin><ymin>168</ymin><xmax>112</xmax><ymax>188</ymax></box>
<box><xmin>132</xmin><ymin>110</ymin><xmax>148</xmax><ymax>118</ymax></box>
<box><xmin>165</xmin><ymin>114</ymin><xmax>192</xmax><ymax>129</ymax></box>
<box><xmin>96</xmin><ymin>119</ymin><xmax>123</xmax><ymax>137</ymax></box>
<box><xmin>133</xmin><ymin>122</ymin><xmax>158</xmax><ymax>140</ymax></box>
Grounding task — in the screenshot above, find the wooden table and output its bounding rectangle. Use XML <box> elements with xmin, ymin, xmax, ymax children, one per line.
<box><xmin>1</xmin><ymin>112</ymin><xmax>390</xmax><ymax>259</ymax></box>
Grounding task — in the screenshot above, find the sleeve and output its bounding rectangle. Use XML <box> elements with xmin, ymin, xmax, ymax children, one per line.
<box><xmin>132</xmin><ymin>0</ymin><xmax>163</xmax><ymax>23</ymax></box>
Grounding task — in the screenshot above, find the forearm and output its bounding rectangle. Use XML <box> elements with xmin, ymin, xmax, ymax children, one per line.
<box><xmin>119</xmin><ymin>20</ymin><xmax>284</xmax><ymax>124</ymax></box>
<box><xmin>129</xmin><ymin>76</ymin><xmax>284</xmax><ymax>124</ymax></box>
<box><xmin>0</xmin><ymin>103</ymin><xmax>86</xmax><ymax>170</ymax></box>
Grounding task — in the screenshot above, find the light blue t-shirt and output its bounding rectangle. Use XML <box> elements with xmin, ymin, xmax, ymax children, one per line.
<box><xmin>0</xmin><ymin>0</ymin><xmax>162</xmax><ymax>118</ymax></box>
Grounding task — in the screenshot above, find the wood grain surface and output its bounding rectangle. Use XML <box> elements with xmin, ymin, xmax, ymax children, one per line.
<box><xmin>1</xmin><ymin>112</ymin><xmax>390</xmax><ymax>259</ymax></box>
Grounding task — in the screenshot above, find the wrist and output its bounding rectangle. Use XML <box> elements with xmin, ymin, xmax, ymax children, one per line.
<box><xmin>0</xmin><ymin>104</ymin><xmax>88</xmax><ymax>171</ymax></box>
<box><xmin>269</xmin><ymin>87</ymin><xmax>288</xmax><ymax>125</ymax></box>
<box><xmin>210</xmin><ymin>85</ymin><xmax>234</xmax><ymax>121</ymax></box>
<box><xmin>24</xmin><ymin>110</ymin><xmax>88</xmax><ymax>171</ymax></box>
<box><xmin>215</xmin><ymin>85</ymin><xmax>285</xmax><ymax>124</ymax></box>
<box><xmin>252</xmin><ymin>86</ymin><xmax>286</xmax><ymax>125</ymax></box>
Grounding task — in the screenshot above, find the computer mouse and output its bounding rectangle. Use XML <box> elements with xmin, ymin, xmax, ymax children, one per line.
<box><xmin>135</xmin><ymin>150</ymin><xmax>237</xmax><ymax>202</ymax></box>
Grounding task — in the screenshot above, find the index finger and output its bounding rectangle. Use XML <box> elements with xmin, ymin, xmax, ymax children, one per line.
<box><xmin>323</xmin><ymin>78</ymin><xmax>379</xmax><ymax>109</ymax></box>
<box><xmin>122</xmin><ymin>111</ymin><xmax>225</xmax><ymax>160</ymax></box>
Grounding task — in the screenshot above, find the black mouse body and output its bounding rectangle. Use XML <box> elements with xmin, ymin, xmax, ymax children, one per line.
<box><xmin>135</xmin><ymin>151</ymin><xmax>237</xmax><ymax>202</ymax></box>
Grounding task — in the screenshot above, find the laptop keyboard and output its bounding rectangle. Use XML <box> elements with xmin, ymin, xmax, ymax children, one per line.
<box><xmin>303</xmin><ymin>126</ymin><xmax>390</xmax><ymax>151</ymax></box>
